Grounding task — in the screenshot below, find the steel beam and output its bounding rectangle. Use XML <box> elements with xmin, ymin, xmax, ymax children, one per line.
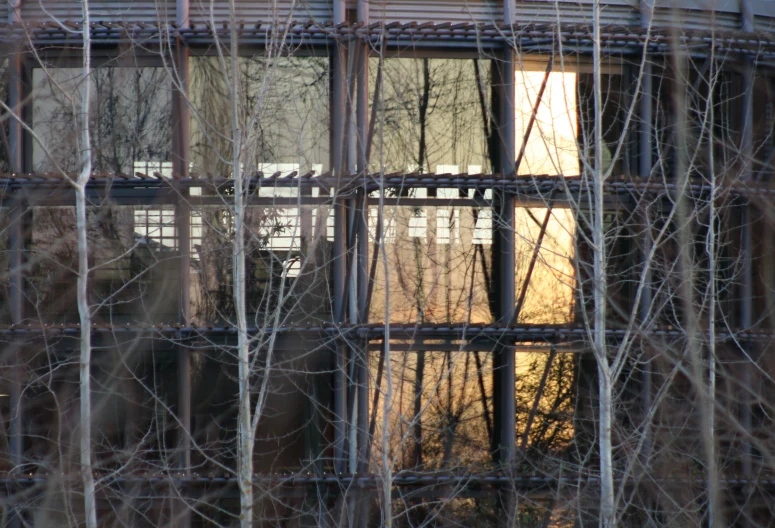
<box><xmin>640</xmin><ymin>0</ymin><xmax>654</xmax><ymax>29</ymax></box>
<box><xmin>741</xmin><ymin>0</ymin><xmax>754</xmax><ymax>33</ymax></box>
<box><xmin>639</xmin><ymin>64</ymin><xmax>653</xmax><ymax>180</ymax></box>
<box><xmin>740</xmin><ymin>59</ymin><xmax>754</xmax><ymax>488</ymax></box>
<box><xmin>491</xmin><ymin>46</ymin><xmax>517</xmax><ymax>526</ymax></box>
<box><xmin>331</xmin><ymin>4</ymin><xmax>348</xmax><ymax>472</ymax></box>
<box><xmin>7</xmin><ymin>24</ymin><xmax>775</xmax><ymax>58</ymax></box>
<box><xmin>172</xmin><ymin>36</ymin><xmax>192</xmax><ymax>468</ymax></box>
<box><xmin>492</xmin><ymin>44</ymin><xmax>517</xmax><ymax>528</ymax></box>
<box><xmin>355</xmin><ymin>27</ymin><xmax>370</xmax><ymax>476</ymax></box>
<box><xmin>176</xmin><ymin>0</ymin><xmax>189</xmax><ymax>28</ymax></box>
<box><xmin>638</xmin><ymin>49</ymin><xmax>654</xmax><ymax>467</ymax></box>
<box><xmin>171</xmin><ymin>37</ymin><xmax>192</xmax><ymax>528</ymax></box>
<box><xmin>7</xmin><ymin>53</ymin><xmax>26</xmax><ymax>174</ymax></box>
<box><xmin>8</xmin><ymin>203</ymin><xmax>24</xmax><ymax>467</ymax></box>
<box><xmin>492</xmin><ymin>47</ymin><xmax>516</xmax><ymax>460</ymax></box>
<box><xmin>6</xmin><ymin>52</ymin><xmax>28</xmax><ymax>528</ymax></box>
<box><xmin>504</xmin><ymin>0</ymin><xmax>514</xmax><ymax>26</ymax></box>
<box><xmin>7</xmin><ymin>201</ymin><xmax>26</xmax><ymax>528</ymax></box>
<box><xmin>7</xmin><ymin>0</ymin><xmax>20</xmax><ymax>23</ymax></box>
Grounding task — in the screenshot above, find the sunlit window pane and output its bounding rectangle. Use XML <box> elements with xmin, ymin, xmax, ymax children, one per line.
<box><xmin>515</xmin><ymin>69</ymin><xmax>579</xmax><ymax>176</ymax></box>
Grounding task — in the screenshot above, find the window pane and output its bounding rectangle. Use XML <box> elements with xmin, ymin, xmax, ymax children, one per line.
<box><xmin>190</xmin><ymin>56</ymin><xmax>330</xmax><ymax>176</ymax></box>
<box><xmin>370</xmin><ymin>58</ymin><xmax>491</xmax><ymax>174</ymax></box>
<box><xmin>32</xmin><ymin>67</ymin><xmax>171</xmax><ymax>174</ymax></box>
<box><xmin>516</xmin><ymin>69</ymin><xmax>578</xmax><ymax>176</ymax></box>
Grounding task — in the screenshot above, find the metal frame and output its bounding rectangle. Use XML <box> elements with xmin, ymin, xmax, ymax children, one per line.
<box><xmin>2</xmin><ymin>7</ymin><xmax>774</xmax><ymax>526</ymax></box>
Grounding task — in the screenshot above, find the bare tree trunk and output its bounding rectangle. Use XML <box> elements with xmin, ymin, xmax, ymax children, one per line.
<box><xmin>592</xmin><ymin>2</ymin><xmax>615</xmax><ymax>526</ymax></box>
<box><xmin>223</xmin><ymin>3</ymin><xmax>253</xmax><ymax>527</ymax></box>
<box><xmin>77</xmin><ymin>3</ymin><xmax>97</xmax><ymax>527</ymax></box>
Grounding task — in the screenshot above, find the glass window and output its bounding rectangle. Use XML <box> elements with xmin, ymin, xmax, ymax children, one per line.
<box><xmin>32</xmin><ymin>67</ymin><xmax>171</xmax><ymax>174</ymax></box>
<box><xmin>189</xmin><ymin>56</ymin><xmax>330</xmax><ymax>177</ymax></box>
<box><xmin>516</xmin><ymin>67</ymin><xmax>579</xmax><ymax>176</ymax></box>
<box><xmin>370</xmin><ymin>58</ymin><xmax>491</xmax><ymax>174</ymax></box>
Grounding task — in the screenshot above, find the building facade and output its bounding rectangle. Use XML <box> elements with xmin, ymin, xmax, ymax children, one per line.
<box><xmin>2</xmin><ymin>0</ymin><xmax>775</xmax><ymax>526</ymax></box>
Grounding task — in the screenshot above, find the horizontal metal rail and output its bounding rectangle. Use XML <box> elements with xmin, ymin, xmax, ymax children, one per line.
<box><xmin>0</xmin><ymin>323</ymin><xmax>770</xmax><ymax>345</ymax></box>
<box><xmin>1</xmin><ymin>172</ymin><xmax>771</xmax><ymax>204</ymax></box>
<box><xmin>1</xmin><ymin>473</ymin><xmax>774</xmax><ymax>490</ymax></box>
<box><xmin>0</xmin><ymin>22</ymin><xmax>774</xmax><ymax>56</ymax></box>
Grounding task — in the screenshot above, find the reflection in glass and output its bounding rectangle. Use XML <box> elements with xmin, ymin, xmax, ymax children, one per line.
<box><xmin>189</xmin><ymin>56</ymin><xmax>329</xmax><ymax>176</ymax></box>
<box><xmin>516</xmin><ymin>69</ymin><xmax>579</xmax><ymax>176</ymax></box>
<box><xmin>32</xmin><ymin>67</ymin><xmax>171</xmax><ymax>173</ymax></box>
<box><xmin>370</xmin><ymin>58</ymin><xmax>491</xmax><ymax>174</ymax></box>
<box><xmin>367</xmin><ymin>204</ymin><xmax>575</xmax><ymax>325</ymax></box>
<box><xmin>24</xmin><ymin>206</ymin><xmax>179</xmax><ymax>324</ymax></box>
<box><xmin>187</xmin><ymin>56</ymin><xmax>332</xmax><ymax>325</ymax></box>
<box><xmin>190</xmin><ymin>205</ymin><xmax>331</xmax><ymax>326</ymax></box>
<box><xmin>369</xmin><ymin>347</ymin><xmax>576</xmax><ymax>472</ymax></box>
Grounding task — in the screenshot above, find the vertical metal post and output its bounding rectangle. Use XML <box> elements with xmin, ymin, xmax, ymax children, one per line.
<box><xmin>7</xmin><ymin>201</ymin><xmax>26</xmax><ymax>528</ymax></box>
<box><xmin>8</xmin><ymin>203</ymin><xmax>25</xmax><ymax>470</ymax></box>
<box><xmin>639</xmin><ymin>66</ymin><xmax>653</xmax><ymax>180</ymax></box>
<box><xmin>8</xmin><ymin>53</ymin><xmax>25</xmax><ymax>174</ymax></box>
<box><xmin>176</xmin><ymin>0</ymin><xmax>189</xmax><ymax>27</ymax></box>
<box><xmin>621</xmin><ymin>63</ymin><xmax>635</xmax><ymax>177</ymax></box>
<box><xmin>7</xmin><ymin>52</ymin><xmax>27</xmax><ymax>478</ymax></box>
<box><xmin>492</xmin><ymin>41</ymin><xmax>517</xmax><ymax>528</ymax></box>
<box><xmin>493</xmin><ymin>47</ymin><xmax>516</xmax><ymax>466</ymax></box>
<box><xmin>504</xmin><ymin>0</ymin><xmax>514</xmax><ymax>26</ymax></box>
<box><xmin>353</xmin><ymin>9</ymin><xmax>371</xmax><ymax>525</ymax></box>
<box><xmin>7</xmin><ymin>0</ymin><xmax>20</xmax><ymax>24</ymax></box>
<box><xmin>331</xmin><ymin>0</ymin><xmax>348</xmax><ymax>474</ymax></box>
<box><xmin>172</xmin><ymin>36</ymin><xmax>192</xmax><ymax>527</ymax></box>
<box><xmin>7</xmin><ymin>53</ymin><xmax>27</xmax><ymax>518</ymax></box>
<box><xmin>355</xmin><ymin>2</ymin><xmax>370</xmax><ymax>475</ymax></box>
<box><xmin>740</xmin><ymin>59</ymin><xmax>754</xmax><ymax>487</ymax></box>
<box><xmin>173</xmin><ymin>37</ymin><xmax>191</xmax><ymax>469</ymax></box>
<box><xmin>172</xmin><ymin>42</ymin><xmax>190</xmax><ymax>181</ymax></box>
<box><xmin>640</xmin><ymin>0</ymin><xmax>653</xmax><ymax>28</ymax></box>
<box><xmin>638</xmin><ymin>205</ymin><xmax>653</xmax><ymax>437</ymax></box>
<box><xmin>6</xmin><ymin>47</ymin><xmax>29</xmax><ymax>528</ymax></box>
<box><xmin>740</xmin><ymin>0</ymin><xmax>754</xmax><ymax>33</ymax></box>
<box><xmin>638</xmin><ymin>54</ymin><xmax>654</xmax><ymax>462</ymax></box>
